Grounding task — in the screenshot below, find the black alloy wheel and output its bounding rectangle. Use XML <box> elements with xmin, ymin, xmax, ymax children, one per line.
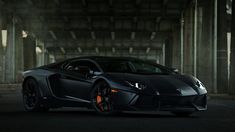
<box><xmin>22</xmin><ymin>78</ymin><xmax>49</xmax><ymax>112</ymax></box>
<box><xmin>91</xmin><ymin>81</ymin><xmax>114</xmax><ymax>115</ymax></box>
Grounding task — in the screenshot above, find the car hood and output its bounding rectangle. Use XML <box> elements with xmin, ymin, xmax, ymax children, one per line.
<box><xmin>106</xmin><ymin>73</ymin><xmax>204</xmax><ymax>96</ymax></box>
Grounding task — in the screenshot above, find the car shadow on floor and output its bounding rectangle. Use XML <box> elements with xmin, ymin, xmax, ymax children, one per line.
<box><xmin>0</xmin><ymin>109</ymin><xmax>199</xmax><ymax>119</ymax></box>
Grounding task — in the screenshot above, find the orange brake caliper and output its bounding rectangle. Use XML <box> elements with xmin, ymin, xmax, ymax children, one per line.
<box><xmin>96</xmin><ymin>95</ymin><xmax>102</xmax><ymax>104</ymax></box>
<box><xmin>96</xmin><ymin>95</ymin><xmax>104</xmax><ymax>111</ymax></box>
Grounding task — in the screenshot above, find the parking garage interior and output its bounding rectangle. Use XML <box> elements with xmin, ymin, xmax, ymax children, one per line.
<box><xmin>0</xmin><ymin>0</ymin><xmax>234</xmax><ymax>95</ymax></box>
<box><xmin>0</xmin><ymin>0</ymin><xmax>235</xmax><ymax>131</ymax></box>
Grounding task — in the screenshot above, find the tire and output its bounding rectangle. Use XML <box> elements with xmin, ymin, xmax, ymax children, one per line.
<box><xmin>22</xmin><ymin>78</ymin><xmax>49</xmax><ymax>112</ymax></box>
<box><xmin>171</xmin><ymin>111</ymin><xmax>193</xmax><ymax>117</ymax></box>
<box><xmin>90</xmin><ymin>81</ymin><xmax>115</xmax><ymax>115</ymax></box>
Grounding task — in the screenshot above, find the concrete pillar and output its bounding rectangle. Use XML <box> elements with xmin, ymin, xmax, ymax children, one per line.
<box><xmin>165</xmin><ymin>38</ymin><xmax>173</xmax><ymax>67</ymax></box>
<box><xmin>217</xmin><ymin>0</ymin><xmax>228</xmax><ymax>93</ymax></box>
<box><xmin>36</xmin><ymin>39</ymin><xmax>45</xmax><ymax>67</ymax></box>
<box><xmin>4</xmin><ymin>16</ymin><xmax>24</xmax><ymax>83</ymax></box>
<box><xmin>171</xmin><ymin>25</ymin><xmax>181</xmax><ymax>70</ymax></box>
<box><xmin>0</xmin><ymin>16</ymin><xmax>3</xmax><ymax>83</ymax></box>
<box><xmin>183</xmin><ymin>6</ymin><xmax>194</xmax><ymax>75</ymax></box>
<box><xmin>44</xmin><ymin>51</ymin><xmax>50</xmax><ymax>65</ymax></box>
<box><xmin>23</xmin><ymin>36</ymin><xmax>36</xmax><ymax>70</ymax></box>
<box><xmin>229</xmin><ymin>0</ymin><xmax>235</xmax><ymax>95</ymax></box>
<box><xmin>197</xmin><ymin>0</ymin><xmax>214</xmax><ymax>93</ymax></box>
<box><xmin>15</xmin><ymin>23</ymin><xmax>24</xmax><ymax>82</ymax></box>
<box><xmin>5</xmin><ymin>17</ymin><xmax>16</xmax><ymax>83</ymax></box>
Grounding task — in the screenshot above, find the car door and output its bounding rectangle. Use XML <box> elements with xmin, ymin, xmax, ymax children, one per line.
<box><xmin>59</xmin><ymin>60</ymin><xmax>100</xmax><ymax>100</ymax></box>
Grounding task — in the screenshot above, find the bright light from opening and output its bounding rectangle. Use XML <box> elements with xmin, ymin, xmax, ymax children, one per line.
<box><xmin>1</xmin><ymin>30</ymin><xmax>7</xmax><ymax>48</ymax></box>
<box><xmin>36</xmin><ymin>46</ymin><xmax>42</xmax><ymax>54</ymax></box>
<box><xmin>226</xmin><ymin>0</ymin><xmax>232</xmax><ymax>14</ymax></box>
<box><xmin>22</xmin><ymin>30</ymin><xmax>28</xmax><ymax>38</ymax></box>
<box><xmin>49</xmin><ymin>54</ymin><xmax>55</xmax><ymax>63</ymax></box>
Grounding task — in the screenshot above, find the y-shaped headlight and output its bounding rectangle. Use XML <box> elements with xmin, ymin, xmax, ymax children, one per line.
<box><xmin>196</xmin><ymin>80</ymin><xmax>206</xmax><ymax>90</ymax></box>
<box><xmin>126</xmin><ymin>81</ymin><xmax>147</xmax><ymax>90</ymax></box>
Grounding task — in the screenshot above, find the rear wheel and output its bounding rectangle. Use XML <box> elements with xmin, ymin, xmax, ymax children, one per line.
<box><xmin>22</xmin><ymin>78</ymin><xmax>49</xmax><ymax>112</ymax></box>
<box><xmin>91</xmin><ymin>81</ymin><xmax>115</xmax><ymax>115</ymax></box>
<box><xmin>171</xmin><ymin>111</ymin><xmax>193</xmax><ymax>117</ymax></box>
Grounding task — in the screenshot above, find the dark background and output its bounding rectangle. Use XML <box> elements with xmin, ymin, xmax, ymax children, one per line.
<box><xmin>0</xmin><ymin>0</ymin><xmax>235</xmax><ymax>132</ymax></box>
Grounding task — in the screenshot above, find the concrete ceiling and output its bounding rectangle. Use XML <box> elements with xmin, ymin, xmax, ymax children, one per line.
<box><xmin>1</xmin><ymin>0</ymin><xmax>191</xmax><ymax>55</ymax></box>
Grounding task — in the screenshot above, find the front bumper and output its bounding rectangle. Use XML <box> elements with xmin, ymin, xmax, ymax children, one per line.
<box><xmin>158</xmin><ymin>94</ymin><xmax>207</xmax><ymax>111</ymax></box>
<box><xmin>111</xmin><ymin>90</ymin><xmax>207</xmax><ymax>112</ymax></box>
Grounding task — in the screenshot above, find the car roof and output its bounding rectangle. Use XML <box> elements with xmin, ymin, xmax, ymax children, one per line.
<box><xmin>39</xmin><ymin>56</ymin><xmax>137</xmax><ymax>69</ymax></box>
<box><xmin>70</xmin><ymin>56</ymin><xmax>140</xmax><ymax>61</ymax></box>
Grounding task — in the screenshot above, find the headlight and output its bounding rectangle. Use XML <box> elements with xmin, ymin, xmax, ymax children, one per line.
<box><xmin>125</xmin><ymin>81</ymin><xmax>147</xmax><ymax>90</ymax></box>
<box><xmin>196</xmin><ymin>80</ymin><xmax>206</xmax><ymax>90</ymax></box>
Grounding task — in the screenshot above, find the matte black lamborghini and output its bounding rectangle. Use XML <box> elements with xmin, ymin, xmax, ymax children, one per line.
<box><xmin>22</xmin><ymin>56</ymin><xmax>207</xmax><ymax>116</ymax></box>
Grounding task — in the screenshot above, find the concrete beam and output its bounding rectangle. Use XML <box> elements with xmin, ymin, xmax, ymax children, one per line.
<box><xmin>15</xmin><ymin>9</ymin><xmax>181</xmax><ymax>18</ymax></box>
<box><xmin>49</xmin><ymin>30</ymin><xmax>57</xmax><ymax>40</ymax></box>
<box><xmin>146</xmin><ymin>47</ymin><xmax>150</xmax><ymax>54</ymax></box>
<box><xmin>60</xmin><ymin>47</ymin><xmax>66</xmax><ymax>54</ymax></box>
<box><xmin>77</xmin><ymin>47</ymin><xmax>82</xmax><ymax>53</ymax></box>
<box><xmin>70</xmin><ymin>31</ymin><xmax>77</xmax><ymax>39</ymax></box>
<box><xmin>45</xmin><ymin>38</ymin><xmax>163</xmax><ymax>49</ymax></box>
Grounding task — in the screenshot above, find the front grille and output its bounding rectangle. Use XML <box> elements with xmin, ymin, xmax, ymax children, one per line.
<box><xmin>160</xmin><ymin>94</ymin><xmax>207</xmax><ymax>108</ymax></box>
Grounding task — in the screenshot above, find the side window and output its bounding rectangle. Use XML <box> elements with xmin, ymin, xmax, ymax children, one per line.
<box><xmin>65</xmin><ymin>60</ymin><xmax>100</xmax><ymax>73</ymax></box>
<box><xmin>131</xmin><ymin>61</ymin><xmax>163</xmax><ymax>73</ymax></box>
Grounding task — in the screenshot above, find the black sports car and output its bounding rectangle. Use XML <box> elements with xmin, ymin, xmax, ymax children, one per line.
<box><xmin>22</xmin><ymin>56</ymin><xmax>207</xmax><ymax>116</ymax></box>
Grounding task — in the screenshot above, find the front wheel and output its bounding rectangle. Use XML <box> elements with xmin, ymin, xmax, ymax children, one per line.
<box><xmin>90</xmin><ymin>81</ymin><xmax>115</xmax><ymax>115</ymax></box>
<box><xmin>22</xmin><ymin>78</ymin><xmax>49</xmax><ymax>112</ymax></box>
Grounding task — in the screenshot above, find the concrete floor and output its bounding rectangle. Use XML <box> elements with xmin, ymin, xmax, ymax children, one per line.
<box><xmin>0</xmin><ymin>90</ymin><xmax>235</xmax><ymax>132</ymax></box>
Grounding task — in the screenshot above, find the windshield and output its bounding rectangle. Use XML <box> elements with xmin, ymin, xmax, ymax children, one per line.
<box><xmin>96</xmin><ymin>58</ymin><xmax>172</xmax><ymax>75</ymax></box>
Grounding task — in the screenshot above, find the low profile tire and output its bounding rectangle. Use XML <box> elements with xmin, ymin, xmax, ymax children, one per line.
<box><xmin>90</xmin><ymin>81</ymin><xmax>115</xmax><ymax>115</ymax></box>
<box><xmin>171</xmin><ymin>111</ymin><xmax>193</xmax><ymax>117</ymax></box>
<box><xmin>22</xmin><ymin>78</ymin><xmax>49</xmax><ymax>112</ymax></box>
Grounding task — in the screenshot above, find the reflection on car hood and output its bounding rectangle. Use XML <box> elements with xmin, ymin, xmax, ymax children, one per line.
<box><xmin>106</xmin><ymin>72</ymin><xmax>199</xmax><ymax>96</ymax></box>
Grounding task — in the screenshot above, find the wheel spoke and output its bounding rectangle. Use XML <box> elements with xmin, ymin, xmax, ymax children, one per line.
<box><xmin>94</xmin><ymin>82</ymin><xmax>113</xmax><ymax>113</ymax></box>
<box><xmin>23</xmin><ymin>80</ymin><xmax>37</xmax><ymax>108</ymax></box>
